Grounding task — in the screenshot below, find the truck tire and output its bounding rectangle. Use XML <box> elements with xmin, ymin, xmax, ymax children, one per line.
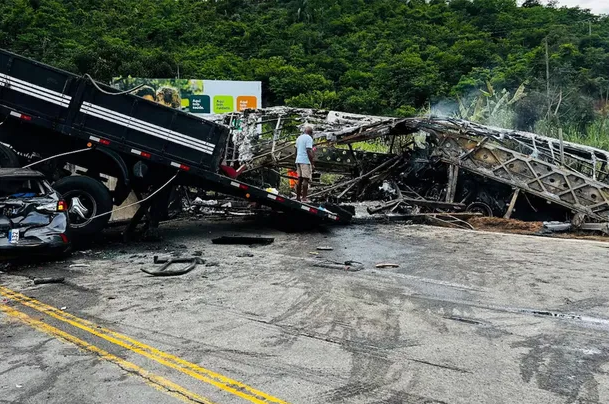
<box><xmin>53</xmin><ymin>176</ymin><xmax>113</xmax><ymax>237</ymax></box>
<box><xmin>0</xmin><ymin>143</ymin><xmax>20</xmax><ymax>167</ymax></box>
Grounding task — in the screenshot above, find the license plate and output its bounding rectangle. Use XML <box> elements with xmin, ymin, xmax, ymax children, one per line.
<box><xmin>8</xmin><ymin>229</ymin><xmax>19</xmax><ymax>244</ymax></box>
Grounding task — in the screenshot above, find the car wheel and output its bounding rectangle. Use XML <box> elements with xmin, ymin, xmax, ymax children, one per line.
<box><xmin>53</xmin><ymin>176</ymin><xmax>113</xmax><ymax>237</ymax></box>
<box><xmin>0</xmin><ymin>143</ymin><xmax>20</xmax><ymax>167</ymax></box>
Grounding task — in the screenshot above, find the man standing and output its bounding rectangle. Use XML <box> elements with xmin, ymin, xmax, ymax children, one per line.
<box><xmin>295</xmin><ymin>126</ymin><xmax>315</xmax><ymax>202</ymax></box>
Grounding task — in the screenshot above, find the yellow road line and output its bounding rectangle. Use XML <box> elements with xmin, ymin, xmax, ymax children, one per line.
<box><xmin>0</xmin><ymin>304</ymin><xmax>216</xmax><ymax>404</ymax></box>
<box><xmin>0</xmin><ymin>286</ymin><xmax>289</xmax><ymax>404</ymax></box>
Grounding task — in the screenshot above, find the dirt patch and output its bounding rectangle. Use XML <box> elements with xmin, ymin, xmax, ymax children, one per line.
<box><xmin>468</xmin><ymin>217</ymin><xmax>543</xmax><ymax>234</ymax></box>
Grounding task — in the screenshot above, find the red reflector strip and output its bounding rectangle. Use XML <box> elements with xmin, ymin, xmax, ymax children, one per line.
<box><xmin>60</xmin><ymin>234</ymin><xmax>69</xmax><ymax>244</ymax></box>
<box><xmin>267</xmin><ymin>194</ymin><xmax>285</xmax><ymax>202</ymax></box>
<box><xmin>10</xmin><ymin>111</ymin><xmax>32</xmax><ymax>120</ymax></box>
<box><xmin>131</xmin><ymin>149</ymin><xmax>151</xmax><ymax>158</ymax></box>
<box><xmin>89</xmin><ymin>136</ymin><xmax>110</xmax><ymax>145</ymax></box>
<box><xmin>171</xmin><ymin>162</ymin><xmax>190</xmax><ymax>171</ymax></box>
<box><xmin>230</xmin><ymin>181</ymin><xmax>248</xmax><ymax>190</ymax></box>
<box><xmin>300</xmin><ymin>205</ymin><xmax>318</xmax><ymax>214</ymax></box>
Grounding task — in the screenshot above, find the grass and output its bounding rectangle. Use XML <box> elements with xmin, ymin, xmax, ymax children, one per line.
<box><xmin>332</xmin><ymin>140</ymin><xmax>391</xmax><ymax>153</ymax></box>
<box><xmin>535</xmin><ymin>118</ymin><xmax>609</xmax><ymax>151</ymax></box>
<box><xmin>563</xmin><ymin>120</ymin><xmax>609</xmax><ymax>151</ymax></box>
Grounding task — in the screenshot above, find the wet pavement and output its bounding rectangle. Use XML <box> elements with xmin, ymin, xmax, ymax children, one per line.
<box><xmin>2</xmin><ymin>218</ymin><xmax>609</xmax><ymax>403</ymax></box>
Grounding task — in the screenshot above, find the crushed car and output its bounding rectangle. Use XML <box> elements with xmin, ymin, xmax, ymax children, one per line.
<box><xmin>0</xmin><ymin>169</ymin><xmax>71</xmax><ymax>258</ymax></box>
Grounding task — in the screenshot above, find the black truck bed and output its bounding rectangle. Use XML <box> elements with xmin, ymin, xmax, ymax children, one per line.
<box><xmin>0</xmin><ymin>49</ymin><xmax>350</xmax><ymax>224</ymax></box>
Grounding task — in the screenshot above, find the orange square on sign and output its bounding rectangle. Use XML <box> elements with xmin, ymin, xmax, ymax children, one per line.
<box><xmin>237</xmin><ymin>96</ymin><xmax>257</xmax><ymax>111</ymax></box>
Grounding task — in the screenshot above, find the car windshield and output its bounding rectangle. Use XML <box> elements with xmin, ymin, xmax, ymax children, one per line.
<box><xmin>0</xmin><ymin>177</ymin><xmax>49</xmax><ymax>199</ymax></box>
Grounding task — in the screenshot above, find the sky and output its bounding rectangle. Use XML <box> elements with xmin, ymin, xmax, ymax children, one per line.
<box><xmin>553</xmin><ymin>0</ymin><xmax>609</xmax><ymax>14</ymax></box>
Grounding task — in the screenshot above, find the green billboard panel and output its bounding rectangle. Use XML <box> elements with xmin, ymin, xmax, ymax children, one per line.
<box><xmin>189</xmin><ymin>95</ymin><xmax>211</xmax><ymax>113</ymax></box>
<box><xmin>213</xmin><ymin>95</ymin><xmax>234</xmax><ymax>113</ymax></box>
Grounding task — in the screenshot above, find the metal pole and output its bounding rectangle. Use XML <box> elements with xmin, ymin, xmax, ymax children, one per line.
<box><xmin>503</xmin><ymin>188</ymin><xmax>520</xmax><ymax>219</ymax></box>
<box><xmin>558</xmin><ymin>127</ymin><xmax>565</xmax><ymax>166</ymax></box>
<box><xmin>545</xmin><ymin>37</ymin><xmax>551</xmax><ymax>120</ymax></box>
<box><xmin>446</xmin><ymin>165</ymin><xmax>459</xmax><ymax>203</ymax></box>
<box><xmin>271</xmin><ymin>118</ymin><xmax>282</xmax><ymax>159</ymax></box>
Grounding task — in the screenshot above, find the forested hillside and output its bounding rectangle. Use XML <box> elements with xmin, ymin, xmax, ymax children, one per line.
<box><xmin>2</xmin><ymin>0</ymin><xmax>609</xmax><ymax>144</ymax></box>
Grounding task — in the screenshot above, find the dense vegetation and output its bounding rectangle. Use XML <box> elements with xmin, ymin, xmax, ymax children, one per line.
<box><xmin>2</xmin><ymin>0</ymin><xmax>609</xmax><ymax>146</ymax></box>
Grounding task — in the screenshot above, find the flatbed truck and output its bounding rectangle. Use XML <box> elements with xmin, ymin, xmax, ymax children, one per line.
<box><xmin>0</xmin><ymin>49</ymin><xmax>350</xmax><ymax>239</ymax></box>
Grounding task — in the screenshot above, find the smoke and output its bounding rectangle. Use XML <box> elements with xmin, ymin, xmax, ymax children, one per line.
<box><xmin>429</xmin><ymin>99</ymin><xmax>460</xmax><ymax>118</ymax></box>
<box><xmin>429</xmin><ymin>89</ymin><xmax>481</xmax><ymax>119</ymax></box>
<box><xmin>429</xmin><ymin>87</ymin><xmax>523</xmax><ymax>131</ymax></box>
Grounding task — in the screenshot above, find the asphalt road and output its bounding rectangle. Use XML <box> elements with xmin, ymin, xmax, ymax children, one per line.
<box><xmin>2</xmin><ymin>219</ymin><xmax>609</xmax><ymax>403</ymax></box>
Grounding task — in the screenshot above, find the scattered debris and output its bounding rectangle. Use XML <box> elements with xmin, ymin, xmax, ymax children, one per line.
<box><xmin>375</xmin><ymin>263</ymin><xmax>399</xmax><ymax>268</ymax></box>
<box><xmin>141</xmin><ymin>256</ymin><xmax>202</xmax><ymax>277</ymax></box>
<box><xmin>543</xmin><ymin>222</ymin><xmax>572</xmax><ymax>233</ymax></box>
<box><xmin>543</xmin><ymin>221</ymin><xmax>609</xmax><ymax>235</ymax></box>
<box><xmin>69</xmin><ymin>263</ymin><xmax>90</xmax><ymax>268</ymax></box>
<box><xmin>313</xmin><ymin>260</ymin><xmax>364</xmax><ymax>272</ymax></box>
<box><xmin>33</xmin><ymin>277</ymin><xmax>65</xmax><ymax>285</ymax></box>
<box><xmin>237</xmin><ymin>252</ymin><xmax>254</xmax><ymax>257</ymax></box>
<box><xmin>212</xmin><ymin>236</ymin><xmax>274</xmax><ymax>245</ymax></box>
<box><xmin>205</xmin><ymin>261</ymin><xmax>219</xmax><ymax>267</ymax></box>
<box><xmin>426</xmin><ymin>214</ymin><xmax>475</xmax><ymax>230</ymax></box>
<box><xmin>316</xmin><ymin>246</ymin><xmax>334</xmax><ymax>251</ymax></box>
<box><xmin>193</xmin><ymin>250</ymin><xmax>203</xmax><ymax>256</ymax></box>
<box><xmin>446</xmin><ymin>316</ymin><xmax>484</xmax><ymax>326</ymax></box>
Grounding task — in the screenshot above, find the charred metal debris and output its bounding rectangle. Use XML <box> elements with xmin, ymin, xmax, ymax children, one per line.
<box><xmin>208</xmin><ymin>107</ymin><xmax>609</xmax><ymax>232</ymax></box>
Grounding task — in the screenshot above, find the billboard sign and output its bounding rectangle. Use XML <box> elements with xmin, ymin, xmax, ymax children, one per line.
<box><xmin>111</xmin><ymin>78</ymin><xmax>262</xmax><ymax>116</ymax></box>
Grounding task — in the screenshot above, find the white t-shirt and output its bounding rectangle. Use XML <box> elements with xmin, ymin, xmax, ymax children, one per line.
<box><xmin>295</xmin><ymin>134</ymin><xmax>313</xmax><ymax>164</ymax></box>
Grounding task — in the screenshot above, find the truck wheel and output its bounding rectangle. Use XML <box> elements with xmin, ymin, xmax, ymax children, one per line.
<box><xmin>53</xmin><ymin>176</ymin><xmax>113</xmax><ymax>237</ymax></box>
<box><xmin>0</xmin><ymin>143</ymin><xmax>20</xmax><ymax>167</ymax></box>
<box><xmin>466</xmin><ymin>202</ymin><xmax>494</xmax><ymax>217</ymax></box>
